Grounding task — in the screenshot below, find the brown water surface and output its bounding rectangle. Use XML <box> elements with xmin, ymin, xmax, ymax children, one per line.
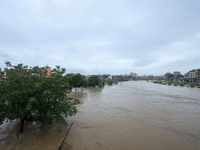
<box><xmin>1</xmin><ymin>81</ymin><xmax>200</xmax><ymax>149</ymax></box>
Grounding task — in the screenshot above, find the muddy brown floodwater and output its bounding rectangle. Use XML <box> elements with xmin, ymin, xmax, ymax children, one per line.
<box><xmin>1</xmin><ymin>81</ymin><xmax>200</xmax><ymax>150</ymax></box>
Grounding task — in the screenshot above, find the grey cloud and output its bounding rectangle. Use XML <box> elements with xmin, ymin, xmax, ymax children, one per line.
<box><xmin>66</xmin><ymin>68</ymin><xmax>87</xmax><ymax>74</ymax></box>
<box><xmin>0</xmin><ymin>0</ymin><xmax>200</xmax><ymax>75</ymax></box>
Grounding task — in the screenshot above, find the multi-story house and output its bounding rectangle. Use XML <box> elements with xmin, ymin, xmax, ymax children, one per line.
<box><xmin>42</xmin><ymin>67</ymin><xmax>52</xmax><ymax>77</ymax></box>
<box><xmin>108</xmin><ymin>75</ymin><xmax>112</xmax><ymax>80</ymax></box>
<box><xmin>130</xmin><ymin>72</ymin><xmax>137</xmax><ymax>78</ymax></box>
<box><xmin>185</xmin><ymin>69</ymin><xmax>197</xmax><ymax>83</ymax></box>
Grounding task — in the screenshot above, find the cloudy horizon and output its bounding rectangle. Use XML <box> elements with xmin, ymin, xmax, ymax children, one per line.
<box><xmin>0</xmin><ymin>0</ymin><xmax>200</xmax><ymax>76</ymax></box>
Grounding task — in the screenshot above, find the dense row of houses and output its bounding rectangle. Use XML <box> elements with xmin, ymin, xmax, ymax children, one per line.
<box><xmin>2</xmin><ymin>65</ymin><xmax>200</xmax><ymax>84</ymax></box>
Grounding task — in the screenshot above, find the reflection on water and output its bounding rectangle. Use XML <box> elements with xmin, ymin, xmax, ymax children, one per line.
<box><xmin>1</xmin><ymin>81</ymin><xmax>200</xmax><ymax>149</ymax></box>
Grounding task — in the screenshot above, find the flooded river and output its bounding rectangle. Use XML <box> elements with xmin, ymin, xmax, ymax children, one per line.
<box><xmin>1</xmin><ymin>81</ymin><xmax>200</xmax><ymax>150</ymax></box>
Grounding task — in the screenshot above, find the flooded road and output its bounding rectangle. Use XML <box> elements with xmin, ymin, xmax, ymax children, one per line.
<box><xmin>1</xmin><ymin>81</ymin><xmax>200</xmax><ymax>149</ymax></box>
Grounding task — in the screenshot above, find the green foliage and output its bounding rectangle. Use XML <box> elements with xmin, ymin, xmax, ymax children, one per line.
<box><xmin>168</xmin><ymin>82</ymin><xmax>172</xmax><ymax>85</ymax></box>
<box><xmin>107</xmin><ymin>80</ymin><xmax>113</xmax><ymax>85</ymax></box>
<box><xmin>190</xmin><ymin>84</ymin><xmax>195</xmax><ymax>88</ymax></box>
<box><xmin>71</xmin><ymin>73</ymin><xmax>85</xmax><ymax>88</ymax></box>
<box><xmin>165</xmin><ymin>72</ymin><xmax>174</xmax><ymax>79</ymax></box>
<box><xmin>82</xmin><ymin>79</ymin><xmax>88</xmax><ymax>87</ymax></box>
<box><xmin>179</xmin><ymin>83</ymin><xmax>184</xmax><ymax>86</ymax></box>
<box><xmin>65</xmin><ymin>73</ymin><xmax>87</xmax><ymax>88</ymax></box>
<box><xmin>98</xmin><ymin>82</ymin><xmax>103</xmax><ymax>88</ymax></box>
<box><xmin>162</xmin><ymin>83</ymin><xmax>167</xmax><ymax>85</ymax></box>
<box><xmin>64</xmin><ymin>73</ymin><xmax>74</xmax><ymax>86</ymax></box>
<box><xmin>0</xmin><ymin>61</ymin><xmax>80</xmax><ymax>133</ymax></box>
<box><xmin>198</xmin><ymin>86</ymin><xmax>200</xmax><ymax>88</ymax></box>
<box><xmin>153</xmin><ymin>81</ymin><xmax>162</xmax><ymax>84</ymax></box>
<box><xmin>173</xmin><ymin>83</ymin><xmax>178</xmax><ymax>86</ymax></box>
<box><xmin>58</xmin><ymin>128</ymin><xmax>62</xmax><ymax>132</ymax></box>
<box><xmin>88</xmin><ymin>75</ymin><xmax>100</xmax><ymax>87</ymax></box>
<box><xmin>173</xmin><ymin>71</ymin><xmax>184</xmax><ymax>78</ymax></box>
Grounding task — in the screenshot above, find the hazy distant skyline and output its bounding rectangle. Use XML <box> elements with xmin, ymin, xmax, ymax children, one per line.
<box><xmin>0</xmin><ymin>0</ymin><xmax>200</xmax><ymax>75</ymax></box>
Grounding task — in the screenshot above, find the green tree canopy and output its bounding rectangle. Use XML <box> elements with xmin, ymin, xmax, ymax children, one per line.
<box><xmin>64</xmin><ymin>73</ymin><xmax>75</xmax><ymax>86</ymax></box>
<box><xmin>71</xmin><ymin>73</ymin><xmax>85</xmax><ymax>88</ymax></box>
<box><xmin>107</xmin><ymin>80</ymin><xmax>113</xmax><ymax>85</ymax></box>
<box><xmin>0</xmin><ymin>61</ymin><xmax>80</xmax><ymax>133</ymax></box>
<box><xmin>88</xmin><ymin>75</ymin><xmax>100</xmax><ymax>87</ymax></box>
<box><xmin>65</xmin><ymin>73</ymin><xmax>87</xmax><ymax>88</ymax></box>
<box><xmin>173</xmin><ymin>71</ymin><xmax>183</xmax><ymax>77</ymax></box>
<box><xmin>165</xmin><ymin>72</ymin><xmax>174</xmax><ymax>79</ymax></box>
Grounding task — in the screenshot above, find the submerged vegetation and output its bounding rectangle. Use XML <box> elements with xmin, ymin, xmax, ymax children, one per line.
<box><xmin>107</xmin><ymin>80</ymin><xmax>113</xmax><ymax>85</ymax></box>
<box><xmin>173</xmin><ymin>83</ymin><xmax>178</xmax><ymax>86</ymax></box>
<box><xmin>152</xmin><ymin>80</ymin><xmax>199</xmax><ymax>88</ymax></box>
<box><xmin>190</xmin><ymin>84</ymin><xmax>195</xmax><ymax>88</ymax></box>
<box><xmin>153</xmin><ymin>81</ymin><xmax>162</xmax><ymax>84</ymax></box>
<box><xmin>168</xmin><ymin>82</ymin><xmax>172</xmax><ymax>85</ymax></box>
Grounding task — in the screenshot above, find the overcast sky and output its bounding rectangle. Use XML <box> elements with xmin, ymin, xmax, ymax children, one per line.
<box><xmin>0</xmin><ymin>0</ymin><xmax>200</xmax><ymax>75</ymax></box>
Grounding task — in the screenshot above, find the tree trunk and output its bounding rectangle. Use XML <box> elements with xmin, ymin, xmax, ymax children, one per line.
<box><xmin>18</xmin><ymin>115</ymin><xmax>27</xmax><ymax>133</ymax></box>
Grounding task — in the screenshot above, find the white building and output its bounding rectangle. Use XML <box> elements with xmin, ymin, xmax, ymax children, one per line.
<box><xmin>185</xmin><ymin>70</ymin><xmax>196</xmax><ymax>79</ymax></box>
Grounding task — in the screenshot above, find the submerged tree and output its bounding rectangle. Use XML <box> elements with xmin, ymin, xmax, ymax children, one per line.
<box><xmin>71</xmin><ymin>73</ymin><xmax>86</xmax><ymax>88</ymax></box>
<box><xmin>64</xmin><ymin>73</ymin><xmax>87</xmax><ymax>88</ymax></box>
<box><xmin>0</xmin><ymin>61</ymin><xmax>80</xmax><ymax>133</ymax></box>
<box><xmin>88</xmin><ymin>75</ymin><xmax>101</xmax><ymax>87</ymax></box>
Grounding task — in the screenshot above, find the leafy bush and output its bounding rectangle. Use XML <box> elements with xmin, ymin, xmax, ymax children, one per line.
<box><xmin>179</xmin><ymin>83</ymin><xmax>184</xmax><ymax>86</ymax></box>
<box><xmin>162</xmin><ymin>83</ymin><xmax>167</xmax><ymax>85</ymax></box>
<box><xmin>107</xmin><ymin>80</ymin><xmax>113</xmax><ymax>85</ymax></box>
<box><xmin>190</xmin><ymin>84</ymin><xmax>195</xmax><ymax>88</ymax></box>
<box><xmin>98</xmin><ymin>82</ymin><xmax>103</xmax><ymax>88</ymax></box>
<box><xmin>174</xmin><ymin>83</ymin><xmax>178</xmax><ymax>86</ymax></box>
<box><xmin>153</xmin><ymin>81</ymin><xmax>162</xmax><ymax>84</ymax></box>
<box><xmin>168</xmin><ymin>82</ymin><xmax>172</xmax><ymax>85</ymax></box>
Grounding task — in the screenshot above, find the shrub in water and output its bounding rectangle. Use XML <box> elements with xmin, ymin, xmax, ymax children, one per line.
<box><xmin>179</xmin><ymin>83</ymin><xmax>184</xmax><ymax>86</ymax></box>
<box><xmin>173</xmin><ymin>83</ymin><xmax>178</xmax><ymax>86</ymax></box>
<box><xmin>190</xmin><ymin>84</ymin><xmax>195</xmax><ymax>88</ymax></box>
<box><xmin>98</xmin><ymin>83</ymin><xmax>103</xmax><ymax>88</ymax></box>
<box><xmin>162</xmin><ymin>83</ymin><xmax>167</xmax><ymax>85</ymax></box>
<box><xmin>168</xmin><ymin>82</ymin><xmax>172</xmax><ymax>85</ymax></box>
<box><xmin>153</xmin><ymin>81</ymin><xmax>162</xmax><ymax>84</ymax></box>
<box><xmin>107</xmin><ymin>80</ymin><xmax>113</xmax><ymax>85</ymax></box>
